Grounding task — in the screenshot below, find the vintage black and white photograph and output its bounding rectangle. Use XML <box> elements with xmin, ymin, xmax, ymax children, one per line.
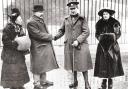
<box><xmin>0</xmin><ymin>0</ymin><xmax>128</xmax><ymax>89</ymax></box>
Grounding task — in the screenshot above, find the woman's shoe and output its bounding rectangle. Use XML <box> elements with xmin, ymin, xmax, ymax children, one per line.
<box><xmin>101</xmin><ymin>79</ymin><xmax>107</xmax><ymax>89</ymax></box>
<box><xmin>108</xmin><ymin>79</ymin><xmax>113</xmax><ymax>89</ymax></box>
<box><xmin>69</xmin><ymin>81</ymin><xmax>78</xmax><ymax>88</ymax></box>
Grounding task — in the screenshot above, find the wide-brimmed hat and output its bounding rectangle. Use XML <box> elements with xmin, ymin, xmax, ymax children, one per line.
<box><xmin>33</xmin><ymin>5</ymin><xmax>44</xmax><ymax>12</ymax></box>
<box><xmin>98</xmin><ymin>9</ymin><xmax>115</xmax><ymax>16</ymax></box>
<box><xmin>67</xmin><ymin>0</ymin><xmax>79</xmax><ymax>7</ymax></box>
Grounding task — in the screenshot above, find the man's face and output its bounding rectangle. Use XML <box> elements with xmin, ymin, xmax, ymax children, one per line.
<box><xmin>35</xmin><ymin>11</ymin><xmax>44</xmax><ymax>18</ymax></box>
<box><xmin>69</xmin><ymin>7</ymin><xmax>78</xmax><ymax>15</ymax></box>
<box><xmin>103</xmin><ymin>12</ymin><xmax>110</xmax><ymax>20</ymax></box>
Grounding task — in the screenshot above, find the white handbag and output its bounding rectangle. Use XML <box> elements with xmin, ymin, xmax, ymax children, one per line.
<box><xmin>14</xmin><ymin>29</ymin><xmax>31</xmax><ymax>51</ymax></box>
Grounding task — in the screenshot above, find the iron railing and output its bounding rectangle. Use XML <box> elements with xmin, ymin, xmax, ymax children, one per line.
<box><xmin>0</xmin><ymin>0</ymin><xmax>128</xmax><ymax>46</ymax></box>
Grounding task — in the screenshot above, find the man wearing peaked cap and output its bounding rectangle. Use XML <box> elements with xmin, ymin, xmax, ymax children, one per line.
<box><xmin>27</xmin><ymin>4</ymin><xmax>59</xmax><ymax>89</ymax></box>
<box><xmin>67</xmin><ymin>0</ymin><xmax>79</xmax><ymax>6</ymax></box>
<box><xmin>54</xmin><ymin>0</ymin><xmax>92</xmax><ymax>89</ymax></box>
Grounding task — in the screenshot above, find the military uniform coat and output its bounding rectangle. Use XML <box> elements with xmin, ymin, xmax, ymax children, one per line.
<box><xmin>94</xmin><ymin>17</ymin><xmax>124</xmax><ymax>78</ymax></box>
<box><xmin>55</xmin><ymin>14</ymin><xmax>93</xmax><ymax>72</ymax></box>
<box><xmin>27</xmin><ymin>15</ymin><xmax>59</xmax><ymax>74</ymax></box>
<box><xmin>1</xmin><ymin>22</ymin><xmax>30</xmax><ymax>88</ymax></box>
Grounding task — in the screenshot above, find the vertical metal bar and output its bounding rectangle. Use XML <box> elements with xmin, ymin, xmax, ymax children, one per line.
<box><xmin>24</xmin><ymin>0</ymin><xmax>26</xmax><ymax>28</ymax></box>
<box><xmin>124</xmin><ymin>0</ymin><xmax>127</xmax><ymax>43</ymax></box>
<box><xmin>94</xmin><ymin>0</ymin><xmax>97</xmax><ymax>44</ymax></box>
<box><xmin>2</xmin><ymin>0</ymin><xmax>4</xmax><ymax>27</ymax></box>
<box><xmin>99</xmin><ymin>0</ymin><xmax>101</xmax><ymax>11</ymax></box>
<box><xmin>107</xmin><ymin>0</ymin><xmax>109</xmax><ymax>7</ymax></box>
<box><xmin>87</xmin><ymin>0</ymin><xmax>89</xmax><ymax>21</ymax></box>
<box><xmin>51</xmin><ymin>0</ymin><xmax>52</xmax><ymax>30</ymax></box>
<box><xmin>111</xmin><ymin>0</ymin><xmax>112</xmax><ymax>9</ymax></box>
<box><xmin>79</xmin><ymin>0</ymin><xmax>81</xmax><ymax>14</ymax></box>
<box><xmin>91</xmin><ymin>0</ymin><xmax>93</xmax><ymax>44</ymax></box>
<box><xmin>28</xmin><ymin>0</ymin><xmax>30</xmax><ymax>18</ymax></box>
<box><xmin>68</xmin><ymin>0</ymin><xmax>69</xmax><ymax>14</ymax></box>
<box><xmin>15</xmin><ymin>0</ymin><xmax>16</xmax><ymax>7</ymax></box>
<box><xmin>117</xmin><ymin>0</ymin><xmax>119</xmax><ymax>19</ymax></box>
<box><xmin>11</xmin><ymin>0</ymin><xmax>12</xmax><ymax>8</ymax></box>
<box><xmin>20</xmin><ymin>0</ymin><xmax>22</xmax><ymax>14</ymax></box>
<box><xmin>47</xmin><ymin>0</ymin><xmax>48</xmax><ymax>25</ymax></box>
<box><xmin>114</xmin><ymin>0</ymin><xmax>116</xmax><ymax>18</ymax></box>
<box><xmin>7</xmin><ymin>0</ymin><xmax>8</xmax><ymax>22</ymax></box>
<box><xmin>63</xmin><ymin>0</ymin><xmax>65</xmax><ymax>16</ymax></box>
<box><xmin>55</xmin><ymin>0</ymin><xmax>57</xmax><ymax>38</ymax></box>
<box><xmin>54</xmin><ymin>0</ymin><xmax>58</xmax><ymax>46</ymax></box>
<box><xmin>59</xmin><ymin>0</ymin><xmax>61</xmax><ymax>25</ymax></box>
<box><xmin>121</xmin><ymin>0</ymin><xmax>123</xmax><ymax>43</ymax></box>
<box><xmin>33</xmin><ymin>0</ymin><xmax>34</xmax><ymax>6</ymax></box>
<box><xmin>103</xmin><ymin>0</ymin><xmax>104</xmax><ymax>8</ymax></box>
<box><xmin>125</xmin><ymin>0</ymin><xmax>127</xmax><ymax>33</ymax></box>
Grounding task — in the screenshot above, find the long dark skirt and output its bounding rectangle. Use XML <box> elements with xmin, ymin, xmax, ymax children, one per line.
<box><xmin>94</xmin><ymin>44</ymin><xmax>124</xmax><ymax>78</ymax></box>
<box><xmin>1</xmin><ymin>60</ymin><xmax>30</xmax><ymax>88</ymax></box>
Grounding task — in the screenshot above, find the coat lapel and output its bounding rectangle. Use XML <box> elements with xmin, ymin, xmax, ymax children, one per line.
<box><xmin>32</xmin><ymin>15</ymin><xmax>49</xmax><ymax>33</ymax></box>
<box><xmin>72</xmin><ymin>15</ymin><xmax>79</xmax><ymax>26</ymax></box>
<box><xmin>67</xmin><ymin>15</ymin><xmax>80</xmax><ymax>29</ymax></box>
<box><xmin>67</xmin><ymin>16</ymin><xmax>74</xmax><ymax>28</ymax></box>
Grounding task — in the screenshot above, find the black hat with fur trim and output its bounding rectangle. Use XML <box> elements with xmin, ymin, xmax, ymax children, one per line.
<box><xmin>98</xmin><ymin>9</ymin><xmax>115</xmax><ymax>16</ymax></box>
<box><xmin>9</xmin><ymin>8</ymin><xmax>21</xmax><ymax>22</ymax></box>
<box><xmin>67</xmin><ymin>0</ymin><xmax>79</xmax><ymax>7</ymax></box>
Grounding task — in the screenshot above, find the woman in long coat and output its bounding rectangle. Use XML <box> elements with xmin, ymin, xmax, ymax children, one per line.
<box><xmin>54</xmin><ymin>1</ymin><xmax>93</xmax><ymax>89</ymax></box>
<box><xmin>1</xmin><ymin>8</ymin><xmax>30</xmax><ymax>89</ymax></box>
<box><xmin>94</xmin><ymin>9</ymin><xmax>124</xmax><ymax>89</ymax></box>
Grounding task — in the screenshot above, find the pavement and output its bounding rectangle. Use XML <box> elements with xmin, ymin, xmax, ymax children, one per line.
<box><xmin>0</xmin><ymin>45</ymin><xmax>128</xmax><ymax>89</ymax></box>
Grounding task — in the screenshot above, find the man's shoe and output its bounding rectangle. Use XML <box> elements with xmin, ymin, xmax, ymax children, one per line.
<box><xmin>69</xmin><ymin>81</ymin><xmax>78</xmax><ymax>88</ymax></box>
<box><xmin>41</xmin><ymin>80</ymin><xmax>54</xmax><ymax>86</ymax></box>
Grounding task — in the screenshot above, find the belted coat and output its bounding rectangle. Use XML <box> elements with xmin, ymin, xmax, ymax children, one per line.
<box><xmin>94</xmin><ymin>17</ymin><xmax>124</xmax><ymax>78</ymax></box>
<box><xmin>55</xmin><ymin>14</ymin><xmax>93</xmax><ymax>72</ymax></box>
<box><xmin>27</xmin><ymin>15</ymin><xmax>59</xmax><ymax>74</ymax></box>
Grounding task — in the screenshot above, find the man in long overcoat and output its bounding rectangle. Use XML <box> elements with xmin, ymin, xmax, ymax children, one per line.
<box><xmin>27</xmin><ymin>5</ymin><xmax>59</xmax><ymax>89</ymax></box>
<box><xmin>94</xmin><ymin>9</ymin><xmax>124</xmax><ymax>89</ymax></box>
<box><xmin>54</xmin><ymin>0</ymin><xmax>93</xmax><ymax>88</ymax></box>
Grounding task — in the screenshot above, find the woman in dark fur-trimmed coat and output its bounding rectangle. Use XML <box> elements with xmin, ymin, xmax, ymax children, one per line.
<box><xmin>1</xmin><ymin>8</ymin><xmax>30</xmax><ymax>89</ymax></box>
<box><xmin>94</xmin><ymin>9</ymin><xmax>124</xmax><ymax>89</ymax></box>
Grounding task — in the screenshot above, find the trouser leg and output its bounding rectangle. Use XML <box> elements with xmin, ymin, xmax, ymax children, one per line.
<box><xmin>82</xmin><ymin>71</ymin><xmax>91</xmax><ymax>89</ymax></box>
<box><xmin>69</xmin><ymin>71</ymin><xmax>78</xmax><ymax>88</ymax></box>
<box><xmin>33</xmin><ymin>74</ymin><xmax>40</xmax><ymax>86</ymax></box>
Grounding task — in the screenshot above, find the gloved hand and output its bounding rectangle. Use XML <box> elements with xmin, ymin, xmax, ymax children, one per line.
<box><xmin>72</xmin><ymin>40</ymin><xmax>79</xmax><ymax>47</ymax></box>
